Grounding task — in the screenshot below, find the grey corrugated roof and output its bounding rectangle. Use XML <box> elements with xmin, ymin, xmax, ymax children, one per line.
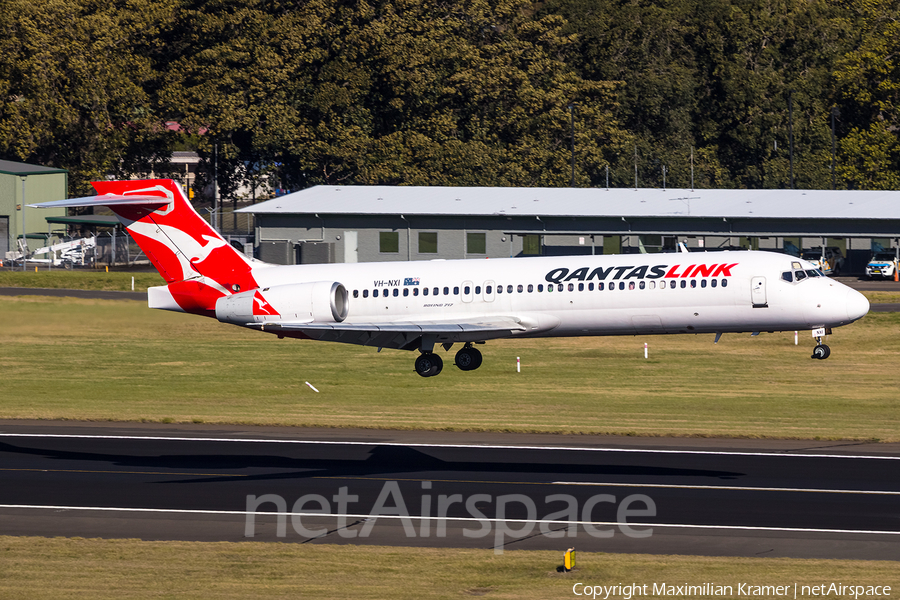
<box><xmin>0</xmin><ymin>159</ymin><xmax>67</xmax><ymax>176</ymax></box>
<box><xmin>238</xmin><ymin>186</ymin><xmax>900</xmax><ymax>220</ymax></box>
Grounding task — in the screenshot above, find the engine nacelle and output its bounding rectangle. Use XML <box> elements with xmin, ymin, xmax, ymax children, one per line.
<box><xmin>215</xmin><ymin>281</ymin><xmax>349</xmax><ymax>325</ymax></box>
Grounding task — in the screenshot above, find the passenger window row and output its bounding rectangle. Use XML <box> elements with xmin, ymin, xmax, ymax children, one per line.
<box><xmin>351</xmin><ymin>279</ymin><xmax>729</xmax><ymax>299</ymax></box>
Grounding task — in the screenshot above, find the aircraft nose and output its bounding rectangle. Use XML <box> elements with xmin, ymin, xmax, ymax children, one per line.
<box><xmin>846</xmin><ymin>289</ymin><xmax>870</xmax><ymax>322</ymax></box>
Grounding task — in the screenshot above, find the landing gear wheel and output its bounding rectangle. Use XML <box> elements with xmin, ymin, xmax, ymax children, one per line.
<box><xmin>455</xmin><ymin>346</ymin><xmax>483</xmax><ymax>371</ymax></box>
<box><xmin>811</xmin><ymin>344</ymin><xmax>831</xmax><ymax>360</ymax></box>
<box><xmin>415</xmin><ymin>353</ymin><xmax>443</xmax><ymax>377</ymax></box>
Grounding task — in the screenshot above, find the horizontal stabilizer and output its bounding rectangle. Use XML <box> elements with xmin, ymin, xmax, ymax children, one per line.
<box><xmin>29</xmin><ymin>195</ymin><xmax>169</xmax><ymax>209</ymax></box>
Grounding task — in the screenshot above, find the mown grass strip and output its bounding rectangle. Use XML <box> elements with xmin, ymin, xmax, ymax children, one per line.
<box><xmin>0</xmin><ymin>270</ymin><xmax>164</xmax><ymax>292</ymax></box>
<box><xmin>0</xmin><ymin>537</ymin><xmax>896</xmax><ymax>600</ymax></box>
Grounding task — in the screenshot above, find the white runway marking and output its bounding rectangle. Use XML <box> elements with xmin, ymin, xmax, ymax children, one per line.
<box><xmin>553</xmin><ymin>481</ymin><xmax>900</xmax><ymax>495</ymax></box>
<box><xmin>1</xmin><ymin>433</ymin><xmax>898</xmax><ymax>461</ymax></box>
<box><xmin>1</xmin><ymin>504</ymin><xmax>898</xmax><ymax>537</ymax></box>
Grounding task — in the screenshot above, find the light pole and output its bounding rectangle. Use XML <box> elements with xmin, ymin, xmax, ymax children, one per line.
<box><xmin>20</xmin><ymin>176</ymin><xmax>26</xmax><ymax>271</ymax></box>
<box><xmin>831</xmin><ymin>106</ymin><xmax>839</xmax><ymax>190</ymax></box>
<box><xmin>788</xmin><ymin>90</ymin><xmax>795</xmax><ymax>189</ymax></box>
<box><xmin>567</xmin><ymin>103</ymin><xmax>575</xmax><ymax>187</ymax></box>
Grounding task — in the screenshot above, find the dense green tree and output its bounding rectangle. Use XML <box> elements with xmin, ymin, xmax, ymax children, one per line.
<box><xmin>833</xmin><ymin>0</ymin><xmax>900</xmax><ymax>189</ymax></box>
<box><xmin>0</xmin><ymin>0</ymin><xmax>895</xmax><ymax>196</ymax></box>
<box><xmin>0</xmin><ymin>0</ymin><xmax>174</xmax><ymax>194</ymax></box>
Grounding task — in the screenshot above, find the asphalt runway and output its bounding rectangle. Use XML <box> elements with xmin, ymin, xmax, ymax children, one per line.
<box><xmin>0</xmin><ymin>421</ymin><xmax>898</xmax><ymax>560</ymax></box>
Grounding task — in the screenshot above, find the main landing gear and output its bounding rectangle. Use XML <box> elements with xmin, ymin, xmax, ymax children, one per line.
<box><xmin>414</xmin><ymin>352</ymin><xmax>443</xmax><ymax>377</ymax></box>
<box><xmin>414</xmin><ymin>343</ymin><xmax>484</xmax><ymax>377</ymax></box>
<box><xmin>811</xmin><ymin>335</ymin><xmax>831</xmax><ymax>360</ymax></box>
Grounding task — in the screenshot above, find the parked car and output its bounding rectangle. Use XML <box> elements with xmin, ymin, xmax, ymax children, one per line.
<box><xmin>865</xmin><ymin>251</ymin><xmax>898</xmax><ymax>279</ymax></box>
<box><xmin>800</xmin><ymin>247</ymin><xmax>845</xmax><ymax>276</ymax></box>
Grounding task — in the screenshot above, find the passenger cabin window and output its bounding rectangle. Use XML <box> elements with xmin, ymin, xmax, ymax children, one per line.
<box><xmin>598</xmin><ymin>282</ymin><xmax>604</xmax><ymax>290</ymax></box>
<box><xmin>403</xmin><ymin>288</ymin><xmax>409</xmax><ymax>296</ymax></box>
<box><xmin>486</xmin><ymin>285</ymin><xmax>492</xmax><ymax>294</ymax></box>
<box><xmin>538</xmin><ymin>284</ymin><xmax>543</xmax><ymax>292</ymax></box>
<box><xmin>463</xmin><ymin>286</ymin><xmax>470</xmax><ymax>295</ymax></box>
<box><xmin>527</xmin><ymin>284</ymin><xmax>533</xmax><ymax>293</ymax></box>
<box><xmin>508</xmin><ymin>285</ymin><xmax>514</xmax><ymax>293</ymax></box>
<box><xmin>475</xmin><ymin>286</ymin><xmax>481</xmax><ymax>294</ymax></box>
<box><xmin>363</xmin><ymin>290</ymin><xmax>369</xmax><ymax>298</ymax></box>
<box><xmin>518</xmin><ymin>284</ymin><xmax>524</xmax><ymax>293</ymax></box>
<box><xmin>557</xmin><ymin>283</ymin><xmax>563</xmax><ymax>292</ymax></box>
<box><xmin>423</xmin><ymin>288</ymin><xmax>429</xmax><ymax>296</ymax></box>
<box><xmin>393</xmin><ymin>288</ymin><xmax>399</xmax><ymax>297</ymax></box>
<box><xmin>454</xmin><ymin>286</ymin><xmax>460</xmax><ymax>295</ymax></box>
<box><xmin>433</xmin><ymin>287</ymin><xmax>439</xmax><ymax>295</ymax></box>
<box><xmin>353</xmin><ymin>290</ymin><xmax>359</xmax><ymax>298</ymax></box>
<box><xmin>373</xmin><ymin>289</ymin><xmax>379</xmax><ymax>298</ymax></box>
<box><xmin>413</xmin><ymin>288</ymin><xmax>419</xmax><ymax>296</ymax></box>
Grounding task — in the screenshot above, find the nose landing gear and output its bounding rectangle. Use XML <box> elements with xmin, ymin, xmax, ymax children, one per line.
<box><xmin>811</xmin><ymin>335</ymin><xmax>831</xmax><ymax>360</ymax></box>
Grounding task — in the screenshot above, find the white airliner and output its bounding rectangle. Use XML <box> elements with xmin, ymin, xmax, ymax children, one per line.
<box><xmin>34</xmin><ymin>179</ymin><xmax>870</xmax><ymax>377</ymax></box>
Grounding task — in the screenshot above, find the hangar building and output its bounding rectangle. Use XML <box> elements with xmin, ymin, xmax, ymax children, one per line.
<box><xmin>0</xmin><ymin>160</ymin><xmax>68</xmax><ymax>258</ymax></box>
<box><xmin>238</xmin><ymin>186</ymin><xmax>900</xmax><ymax>275</ymax></box>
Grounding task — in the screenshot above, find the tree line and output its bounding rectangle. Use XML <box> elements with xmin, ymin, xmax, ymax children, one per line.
<box><xmin>0</xmin><ymin>0</ymin><xmax>897</xmax><ymax>198</ymax></box>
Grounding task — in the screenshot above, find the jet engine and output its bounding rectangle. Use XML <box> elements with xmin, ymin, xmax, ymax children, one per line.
<box><xmin>215</xmin><ymin>281</ymin><xmax>349</xmax><ymax>325</ymax></box>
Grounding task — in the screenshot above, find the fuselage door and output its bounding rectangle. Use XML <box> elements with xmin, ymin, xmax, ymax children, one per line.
<box><xmin>751</xmin><ymin>276</ymin><xmax>768</xmax><ymax>308</ymax></box>
<box><xmin>483</xmin><ymin>280</ymin><xmax>495</xmax><ymax>302</ymax></box>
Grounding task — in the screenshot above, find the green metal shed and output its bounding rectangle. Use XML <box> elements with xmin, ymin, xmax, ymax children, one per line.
<box><xmin>0</xmin><ymin>159</ymin><xmax>68</xmax><ymax>258</ymax></box>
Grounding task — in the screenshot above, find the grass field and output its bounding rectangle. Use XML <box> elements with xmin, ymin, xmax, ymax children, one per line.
<box><xmin>0</xmin><ymin>269</ymin><xmax>165</xmax><ymax>292</ymax></box>
<box><xmin>1</xmin><ymin>294</ymin><xmax>898</xmax><ymax>440</ymax></box>
<box><xmin>0</xmin><ymin>537</ymin><xmax>895</xmax><ymax>600</ymax></box>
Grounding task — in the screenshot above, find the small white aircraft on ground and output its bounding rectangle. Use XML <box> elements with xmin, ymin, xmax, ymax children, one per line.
<box><xmin>33</xmin><ymin>179</ymin><xmax>870</xmax><ymax>377</ymax></box>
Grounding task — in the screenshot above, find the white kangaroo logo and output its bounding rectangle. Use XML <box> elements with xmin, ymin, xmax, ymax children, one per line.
<box><xmin>127</xmin><ymin>221</ymin><xmax>228</xmax><ymax>281</ymax></box>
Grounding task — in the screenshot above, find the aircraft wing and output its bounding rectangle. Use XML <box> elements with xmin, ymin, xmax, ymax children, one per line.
<box><xmin>248</xmin><ymin>316</ymin><xmax>529</xmax><ymax>350</ymax></box>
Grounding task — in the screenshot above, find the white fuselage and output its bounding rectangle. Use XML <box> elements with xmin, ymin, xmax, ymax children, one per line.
<box><xmin>244</xmin><ymin>250</ymin><xmax>869</xmax><ymax>339</ymax></box>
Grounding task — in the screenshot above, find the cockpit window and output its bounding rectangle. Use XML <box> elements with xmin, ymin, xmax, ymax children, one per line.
<box><xmin>795</xmin><ymin>270</ymin><xmax>807</xmax><ymax>281</ymax></box>
<box><xmin>782</xmin><ymin>271</ymin><xmax>793</xmax><ymax>283</ymax></box>
<box><xmin>806</xmin><ymin>269</ymin><xmax>821</xmax><ymax>277</ymax></box>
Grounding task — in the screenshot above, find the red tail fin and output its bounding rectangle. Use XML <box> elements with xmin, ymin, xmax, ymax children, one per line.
<box><xmin>91</xmin><ymin>179</ymin><xmax>259</xmax><ymax>315</ymax></box>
